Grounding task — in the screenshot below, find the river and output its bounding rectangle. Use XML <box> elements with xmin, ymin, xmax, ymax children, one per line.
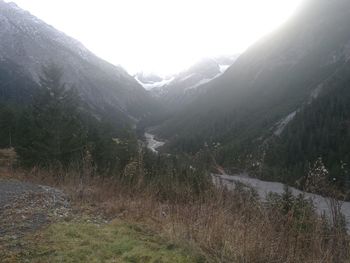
<box><xmin>145</xmin><ymin>133</ymin><xmax>165</xmax><ymax>153</ymax></box>
<box><xmin>213</xmin><ymin>173</ymin><xmax>350</xmax><ymax>229</ymax></box>
<box><xmin>142</xmin><ymin>134</ymin><xmax>350</xmax><ymax>228</ymax></box>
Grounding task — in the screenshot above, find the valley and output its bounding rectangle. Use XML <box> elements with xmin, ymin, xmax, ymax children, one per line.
<box><xmin>0</xmin><ymin>0</ymin><xmax>350</xmax><ymax>262</ymax></box>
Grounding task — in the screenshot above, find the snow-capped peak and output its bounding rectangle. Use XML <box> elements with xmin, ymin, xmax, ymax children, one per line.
<box><xmin>136</xmin><ymin>55</ymin><xmax>238</xmax><ymax>94</ymax></box>
<box><xmin>135</xmin><ymin>75</ymin><xmax>174</xmax><ymax>91</ymax></box>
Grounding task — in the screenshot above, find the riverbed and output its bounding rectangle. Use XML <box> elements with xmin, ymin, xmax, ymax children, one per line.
<box><xmin>145</xmin><ymin>133</ymin><xmax>165</xmax><ymax>153</ymax></box>
<box><xmin>213</xmin><ymin>173</ymin><xmax>350</xmax><ymax>228</ymax></box>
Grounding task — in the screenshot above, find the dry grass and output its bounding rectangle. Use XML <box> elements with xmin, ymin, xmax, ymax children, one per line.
<box><xmin>7</xmin><ymin>167</ymin><xmax>350</xmax><ymax>263</ymax></box>
<box><xmin>0</xmin><ymin>148</ymin><xmax>16</xmax><ymax>169</ymax></box>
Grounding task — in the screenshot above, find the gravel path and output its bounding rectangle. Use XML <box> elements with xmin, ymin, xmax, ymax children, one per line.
<box><xmin>0</xmin><ymin>180</ymin><xmax>43</xmax><ymax>207</ymax></box>
<box><xmin>0</xmin><ymin>179</ymin><xmax>69</xmax><ymax>239</ymax></box>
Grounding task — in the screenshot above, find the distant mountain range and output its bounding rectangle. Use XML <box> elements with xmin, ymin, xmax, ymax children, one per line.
<box><xmin>135</xmin><ymin>55</ymin><xmax>238</xmax><ymax>112</ymax></box>
<box><xmin>0</xmin><ymin>0</ymin><xmax>159</xmax><ymax>125</ymax></box>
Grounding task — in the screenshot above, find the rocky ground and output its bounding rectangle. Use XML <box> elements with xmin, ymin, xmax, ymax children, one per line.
<box><xmin>0</xmin><ymin>177</ymin><xmax>202</xmax><ymax>263</ymax></box>
<box><xmin>0</xmin><ymin>177</ymin><xmax>70</xmax><ymax>260</ymax></box>
<box><xmin>0</xmin><ymin>150</ymin><xmax>202</xmax><ymax>262</ymax></box>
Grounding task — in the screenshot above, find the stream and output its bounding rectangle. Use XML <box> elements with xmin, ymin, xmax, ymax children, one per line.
<box><xmin>145</xmin><ymin>133</ymin><xmax>165</xmax><ymax>153</ymax></box>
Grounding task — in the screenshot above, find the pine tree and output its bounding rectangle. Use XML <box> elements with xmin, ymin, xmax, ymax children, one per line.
<box><xmin>16</xmin><ymin>64</ymin><xmax>87</xmax><ymax>167</ymax></box>
<box><xmin>0</xmin><ymin>105</ymin><xmax>16</xmax><ymax>148</ymax></box>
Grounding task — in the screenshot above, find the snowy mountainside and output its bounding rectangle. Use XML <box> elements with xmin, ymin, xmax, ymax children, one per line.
<box><xmin>135</xmin><ymin>55</ymin><xmax>238</xmax><ymax>111</ymax></box>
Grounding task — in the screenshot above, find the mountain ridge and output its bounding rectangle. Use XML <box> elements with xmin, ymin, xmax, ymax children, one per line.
<box><xmin>0</xmin><ymin>0</ymin><xmax>160</xmax><ymax>123</ymax></box>
<box><xmin>136</xmin><ymin>55</ymin><xmax>238</xmax><ymax>113</ymax></box>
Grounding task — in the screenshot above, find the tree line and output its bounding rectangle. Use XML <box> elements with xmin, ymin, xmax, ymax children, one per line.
<box><xmin>0</xmin><ymin>64</ymin><xmax>137</xmax><ymax>175</ymax></box>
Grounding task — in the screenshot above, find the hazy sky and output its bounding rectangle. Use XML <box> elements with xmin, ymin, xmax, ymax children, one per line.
<box><xmin>6</xmin><ymin>0</ymin><xmax>305</xmax><ymax>75</ymax></box>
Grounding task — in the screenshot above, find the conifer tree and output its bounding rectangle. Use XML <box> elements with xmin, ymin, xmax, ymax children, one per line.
<box><xmin>17</xmin><ymin>64</ymin><xmax>87</xmax><ymax>167</ymax></box>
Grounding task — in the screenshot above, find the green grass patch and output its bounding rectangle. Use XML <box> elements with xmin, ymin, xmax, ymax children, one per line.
<box><xmin>14</xmin><ymin>219</ymin><xmax>206</xmax><ymax>263</ymax></box>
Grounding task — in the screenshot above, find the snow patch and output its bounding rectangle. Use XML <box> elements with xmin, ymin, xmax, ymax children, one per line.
<box><xmin>180</xmin><ymin>73</ymin><xmax>196</xmax><ymax>82</ymax></box>
<box><xmin>185</xmin><ymin>77</ymin><xmax>214</xmax><ymax>91</ymax></box>
<box><xmin>219</xmin><ymin>64</ymin><xmax>230</xmax><ymax>73</ymax></box>
<box><xmin>185</xmin><ymin>69</ymin><xmax>226</xmax><ymax>91</ymax></box>
<box><xmin>309</xmin><ymin>84</ymin><xmax>323</xmax><ymax>102</ymax></box>
<box><xmin>135</xmin><ymin>76</ymin><xmax>174</xmax><ymax>90</ymax></box>
<box><xmin>274</xmin><ymin>111</ymin><xmax>297</xmax><ymax>136</ymax></box>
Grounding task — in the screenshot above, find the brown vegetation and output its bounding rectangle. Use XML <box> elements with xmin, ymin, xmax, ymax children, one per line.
<box><xmin>6</xmin><ymin>165</ymin><xmax>348</xmax><ymax>263</ymax></box>
<box><xmin>0</xmin><ymin>148</ymin><xmax>16</xmax><ymax>169</ymax></box>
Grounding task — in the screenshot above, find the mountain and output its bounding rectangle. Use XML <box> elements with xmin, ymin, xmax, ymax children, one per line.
<box><xmin>156</xmin><ymin>0</ymin><xmax>350</xmax><ymax>185</ymax></box>
<box><xmin>135</xmin><ymin>72</ymin><xmax>174</xmax><ymax>91</ymax></box>
<box><xmin>0</xmin><ymin>58</ymin><xmax>38</xmax><ymax>104</ymax></box>
<box><xmin>264</xmin><ymin>61</ymin><xmax>350</xmax><ymax>185</ymax></box>
<box><xmin>134</xmin><ymin>72</ymin><xmax>163</xmax><ymax>88</ymax></box>
<box><xmin>136</xmin><ymin>56</ymin><xmax>238</xmax><ymax>112</ymax></box>
<box><xmin>0</xmin><ymin>1</ymin><xmax>159</xmax><ymax>124</ymax></box>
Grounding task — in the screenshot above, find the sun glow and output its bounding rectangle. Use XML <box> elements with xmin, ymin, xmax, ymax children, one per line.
<box><xmin>7</xmin><ymin>0</ymin><xmax>304</xmax><ymax>75</ymax></box>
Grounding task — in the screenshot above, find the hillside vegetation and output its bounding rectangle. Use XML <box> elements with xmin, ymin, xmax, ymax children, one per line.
<box><xmin>155</xmin><ymin>0</ymin><xmax>350</xmax><ymax>190</ymax></box>
<box><xmin>0</xmin><ymin>162</ymin><xmax>348</xmax><ymax>263</ymax></box>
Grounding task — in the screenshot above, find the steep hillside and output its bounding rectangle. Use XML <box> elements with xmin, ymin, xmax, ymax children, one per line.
<box><xmin>0</xmin><ymin>59</ymin><xmax>38</xmax><ymax>104</ymax></box>
<box><xmin>156</xmin><ymin>0</ymin><xmax>350</xmax><ymax>182</ymax></box>
<box><xmin>264</xmin><ymin>62</ymin><xmax>350</xmax><ymax>186</ymax></box>
<box><xmin>153</xmin><ymin>57</ymin><xmax>236</xmax><ymax>111</ymax></box>
<box><xmin>0</xmin><ymin>0</ymin><xmax>159</xmax><ymax>122</ymax></box>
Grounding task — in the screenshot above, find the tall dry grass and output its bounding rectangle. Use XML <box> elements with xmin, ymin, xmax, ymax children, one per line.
<box><xmin>10</xmin><ymin>166</ymin><xmax>350</xmax><ymax>263</ymax></box>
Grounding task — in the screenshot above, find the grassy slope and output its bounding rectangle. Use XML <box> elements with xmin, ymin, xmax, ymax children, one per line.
<box><xmin>3</xmin><ymin>219</ymin><xmax>205</xmax><ymax>263</ymax></box>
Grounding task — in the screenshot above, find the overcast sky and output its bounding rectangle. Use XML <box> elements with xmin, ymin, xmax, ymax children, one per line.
<box><xmin>6</xmin><ymin>0</ymin><xmax>305</xmax><ymax>75</ymax></box>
